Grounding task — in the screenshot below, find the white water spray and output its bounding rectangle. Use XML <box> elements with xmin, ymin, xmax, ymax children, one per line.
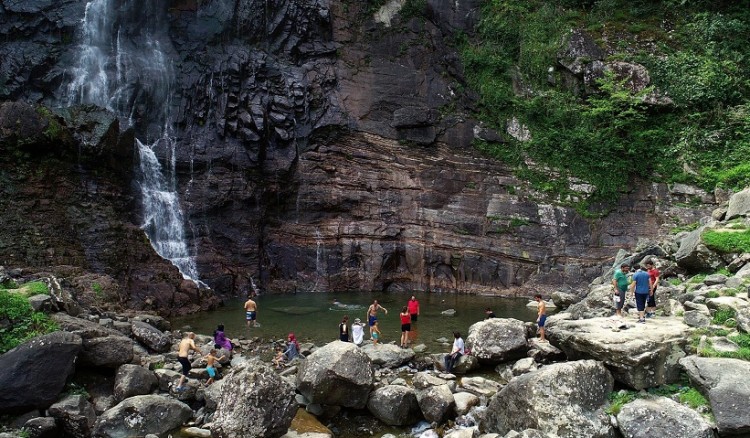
<box><xmin>66</xmin><ymin>0</ymin><xmax>203</xmax><ymax>283</ymax></box>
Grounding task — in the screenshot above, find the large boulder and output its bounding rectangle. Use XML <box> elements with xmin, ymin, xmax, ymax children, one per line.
<box><xmin>680</xmin><ymin>356</ymin><xmax>750</xmax><ymax>436</ymax></box>
<box><xmin>50</xmin><ymin>313</ymin><xmax>123</xmax><ymax>339</ymax></box>
<box><xmin>0</xmin><ymin>331</ymin><xmax>82</xmax><ymax>413</ymax></box>
<box><xmin>566</xmin><ymin>284</ymin><xmax>614</xmax><ymax>319</ymax></box>
<box><xmin>360</xmin><ymin>343</ymin><xmax>414</xmax><ymax>368</ymax></box>
<box><xmin>93</xmin><ymin>395</ymin><xmax>192</xmax><ymax>438</ymax></box>
<box><xmin>547</xmin><ymin>316</ymin><xmax>692</xmax><ymax>389</ymax></box>
<box><xmin>210</xmin><ymin>359</ymin><xmax>298</xmax><ymax>438</ymax></box>
<box><xmin>48</xmin><ymin>395</ymin><xmax>97</xmax><ymax>438</ymax></box>
<box><xmin>113</xmin><ymin>364</ymin><xmax>157</xmax><ymax>401</ymax></box>
<box><xmin>416</xmin><ymin>384</ymin><xmax>456</xmax><ymax>423</ymax></box>
<box><xmin>675</xmin><ymin>227</ymin><xmax>724</xmax><ymax>272</ymax></box>
<box><xmin>130</xmin><ymin>321</ymin><xmax>171</xmax><ymax>353</ymax></box>
<box><xmin>296</xmin><ymin>341</ymin><xmax>373</xmax><ymax>409</ymax></box>
<box><xmin>466</xmin><ymin>319</ymin><xmax>528</xmax><ymax>364</ymax></box>
<box><xmin>458</xmin><ymin>376</ymin><xmax>502</xmax><ymax>398</ymax></box>
<box><xmin>726</xmin><ymin>187</ymin><xmax>750</xmax><ymax>220</ymax></box>
<box><xmin>366</xmin><ymin>385</ymin><xmax>423</xmax><ymax>426</ymax></box>
<box><xmin>480</xmin><ymin>360</ymin><xmax>613</xmax><ymax>438</ymax></box>
<box><xmin>616</xmin><ymin>396</ymin><xmax>714</xmax><ymax>438</ymax></box>
<box><xmin>79</xmin><ymin>336</ymin><xmax>134</xmax><ymax>368</ymax></box>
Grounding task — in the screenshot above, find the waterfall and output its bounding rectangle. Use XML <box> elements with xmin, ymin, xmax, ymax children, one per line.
<box><xmin>65</xmin><ymin>0</ymin><xmax>203</xmax><ymax>283</ymax></box>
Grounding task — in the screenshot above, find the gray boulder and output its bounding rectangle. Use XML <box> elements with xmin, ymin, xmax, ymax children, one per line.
<box><xmin>416</xmin><ymin>384</ymin><xmax>455</xmax><ymax>423</ymax></box>
<box><xmin>23</xmin><ymin>416</ymin><xmax>58</xmax><ymax>438</ymax></box>
<box><xmin>480</xmin><ymin>360</ymin><xmax>613</xmax><ymax>438</ymax></box>
<box><xmin>361</xmin><ymin>343</ymin><xmax>414</xmax><ymax>368</ymax></box>
<box><xmin>466</xmin><ymin>318</ymin><xmax>528</xmax><ymax>364</ymax></box>
<box><xmin>459</xmin><ymin>376</ymin><xmax>502</xmax><ymax>398</ymax></box>
<box><xmin>130</xmin><ymin>321</ymin><xmax>171</xmax><ymax>353</ymax></box>
<box><xmin>366</xmin><ymin>385</ymin><xmax>423</xmax><ymax>426</ymax></box>
<box><xmin>296</xmin><ymin>341</ymin><xmax>373</xmax><ymax>409</ymax></box>
<box><xmin>28</xmin><ymin>294</ymin><xmax>54</xmax><ymax>312</ymax></box>
<box><xmin>113</xmin><ymin>364</ymin><xmax>157</xmax><ymax>401</ymax></box>
<box><xmin>684</xmin><ymin>311</ymin><xmax>711</xmax><ymax>328</ymax></box>
<box><xmin>616</xmin><ymin>396</ymin><xmax>714</xmax><ymax>438</ymax></box>
<box><xmin>703</xmin><ymin>274</ymin><xmax>728</xmax><ymax>286</ymax></box>
<box><xmin>675</xmin><ymin>227</ymin><xmax>724</xmax><ymax>272</ymax></box>
<box><xmin>547</xmin><ymin>316</ymin><xmax>692</xmax><ymax>389</ymax></box>
<box><xmin>0</xmin><ymin>331</ymin><xmax>82</xmax><ymax>413</ymax></box>
<box><xmin>551</xmin><ymin>291</ymin><xmax>578</xmax><ymax>309</ymax></box>
<box><xmin>48</xmin><ymin>395</ymin><xmax>96</xmax><ymax>438</ymax></box>
<box><xmin>50</xmin><ymin>313</ymin><xmax>122</xmax><ymax>339</ymax></box>
<box><xmin>726</xmin><ymin>187</ymin><xmax>750</xmax><ymax>220</ymax></box>
<box><xmin>681</xmin><ymin>356</ymin><xmax>750</xmax><ymax>436</ymax></box>
<box><xmin>93</xmin><ymin>395</ymin><xmax>192</xmax><ymax>438</ymax></box>
<box><xmin>131</xmin><ymin>314</ymin><xmax>171</xmax><ymax>332</ymax></box>
<box><xmin>210</xmin><ymin>360</ymin><xmax>297</xmax><ymax>438</ymax></box>
<box><xmin>453</xmin><ymin>392</ymin><xmax>480</xmax><ymax>416</ymax></box>
<box><xmin>566</xmin><ymin>284</ymin><xmax>615</xmax><ymax>319</ymax></box>
<box><xmin>737</xmin><ymin>307</ymin><xmax>750</xmax><ymax>333</ymax></box>
<box><xmin>557</xmin><ymin>29</ymin><xmax>604</xmax><ymax>75</ymax></box>
<box><xmin>79</xmin><ymin>336</ymin><xmax>134</xmax><ymax>368</ymax></box>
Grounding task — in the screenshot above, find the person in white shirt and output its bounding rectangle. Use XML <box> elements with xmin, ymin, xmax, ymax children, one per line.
<box><xmin>444</xmin><ymin>331</ymin><xmax>465</xmax><ymax>372</ymax></box>
<box><xmin>351</xmin><ymin>318</ymin><xmax>365</xmax><ymax>346</ymax></box>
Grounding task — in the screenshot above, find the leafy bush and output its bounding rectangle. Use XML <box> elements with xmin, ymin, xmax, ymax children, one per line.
<box><xmin>0</xmin><ymin>290</ymin><xmax>58</xmax><ymax>354</ymax></box>
<box><xmin>705</xmin><ymin>291</ymin><xmax>720</xmax><ymax>298</ymax></box>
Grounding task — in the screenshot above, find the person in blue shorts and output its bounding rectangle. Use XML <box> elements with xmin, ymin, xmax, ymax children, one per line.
<box><xmin>534</xmin><ymin>294</ymin><xmax>548</xmax><ymax>342</ymax></box>
<box><xmin>244</xmin><ymin>295</ymin><xmax>258</xmax><ymax>327</ymax></box>
<box><xmin>366</xmin><ymin>299</ymin><xmax>388</xmax><ymax>338</ymax></box>
<box><xmin>631</xmin><ymin>265</ymin><xmax>651</xmax><ymax>324</ymax></box>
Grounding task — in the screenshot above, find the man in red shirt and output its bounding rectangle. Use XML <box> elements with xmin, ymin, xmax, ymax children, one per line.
<box><xmin>407</xmin><ymin>295</ymin><xmax>420</xmax><ymax>322</ymax></box>
<box><xmin>645</xmin><ymin>260</ymin><xmax>660</xmax><ymax>318</ymax></box>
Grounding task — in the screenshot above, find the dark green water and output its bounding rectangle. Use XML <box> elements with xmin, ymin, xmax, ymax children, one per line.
<box><xmin>172</xmin><ymin>292</ymin><xmax>539</xmax><ymax>352</ymax></box>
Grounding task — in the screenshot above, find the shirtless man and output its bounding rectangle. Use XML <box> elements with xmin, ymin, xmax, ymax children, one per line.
<box><xmin>534</xmin><ymin>294</ymin><xmax>547</xmax><ymax>342</ymax></box>
<box><xmin>176</xmin><ymin>332</ymin><xmax>201</xmax><ymax>391</ymax></box>
<box><xmin>366</xmin><ymin>300</ymin><xmax>388</xmax><ymax>337</ymax></box>
<box><xmin>244</xmin><ymin>295</ymin><xmax>258</xmax><ymax>327</ymax></box>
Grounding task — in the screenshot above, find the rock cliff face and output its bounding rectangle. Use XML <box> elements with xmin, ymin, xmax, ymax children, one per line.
<box><xmin>0</xmin><ymin>0</ymin><xmax>716</xmax><ymax>305</ymax></box>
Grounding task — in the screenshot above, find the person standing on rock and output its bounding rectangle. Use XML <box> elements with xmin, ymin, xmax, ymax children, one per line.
<box><xmin>612</xmin><ymin>263</ymin><xmax>630</xmax><ymax>318</ymax></box>
<box><xmin>339</xmin><ymin>315</ymin><xmax>350</xmax><ymax>341</ymax></box>
<box><xmin>645</xmin><ymin>260</ymin><xmax>660</xmax><ymax>318</ymax></box>
<box><xmin>407</xmin><ymin>295</ymin><xmax>420</xmax><ymax>322</ymax></box>
<box><xmin>534</xmin><ymin>294</ymin><xmax>547</xmax><ymax>342</ymax></box>
<box><xmin>444</xmin><ymin>331</ymin><xmax>465</xmax><ymax>373</ymax></box>
<box><xmin>176</xmin><ymin>332</ymin><xmax>201</xmax><ymax>391</ymax></box>
<box><xmin>366</xmin><ymin>299</ymin><xmax>388</xmax><ymax>337</ymax></box>
<box><xmin>631</xmin><ymin>265</ymin><xmax>651</xmax><ymax>324</ymax></box>
<box><xmin>400</xmin><ymin>306</ymin><xmax>411</xmax><ymax>348</ymax></box>
<box><xmin>244</xmin><ymin>294</ymin><xmax>258</xmax><ymax>328</ymax></box>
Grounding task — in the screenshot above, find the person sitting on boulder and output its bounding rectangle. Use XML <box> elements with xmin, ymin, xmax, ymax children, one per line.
<box><xmin>283</xmin><ymin>332</ymin><xmax>300</xmax><ymax>361</ymax></box>
<box><xmin>213</xmin><ymin>324</ymin><xmax>233</xmax><ymax>353</ymax></box>
<box><xmin>444</xmin><ymin>331</ymin><xmax>465</xmax><ymax>373</ymax></box>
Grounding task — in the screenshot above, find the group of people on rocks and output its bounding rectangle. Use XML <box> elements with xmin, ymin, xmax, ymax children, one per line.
<box><xmin>612</xmin><ymin>259</ymin><xmax>660</xmax><ymax>323</ymax></box>
<box><xmin>174</xmin><ymin>289</ymin><xmax>550</xmax><ymax>389</ymax></box>
<box><xmin>338</xmin><ymin>295</ymin><xmax>421</xmax><ymax>348</ymax></box>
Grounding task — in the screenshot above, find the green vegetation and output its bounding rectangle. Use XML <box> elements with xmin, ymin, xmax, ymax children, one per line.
<box><xmin>705</xmin><ymin>291</ymin><xmax>720</xmax><ymax>299</ymax></box>
<box><xmin>459</xmin><ymin>0</ymin><xmax>750</xmax><ymax>208</ymax></box>
<box><xmin>0</xmin><ymin>289</ymin><xmax>58</xmax><ymax>354</ymax></box>
<box><xmin>671</xmin><ymin>222</ymin><xmax>701</xmax><ymax>234</ymax></box>
<box><xmin>668</xmin><ymin>278</ymin><xmax>682</xmax><ymax>286</ymax></box>
<box><xmin>712</xmin><ymin>308</ymin><xmax>736</xmax><ymax>325</ymax></box>
<box><xmin>65</xmin><ymin>383</ymin><xmax>89</xmax><ymax>398</ymax></box>
<box><xmin>679</xmin><ymin>388</ymin><xmax>709</xmax><ymax>410</ymax></box>
<box><xmin>702</xmin><ymin>229</ymin><xmax>750</xmax><ymax>254</ymax></box>
<box><xmin>688</xmin><ymin>274</ymin><xmax>707</xmax><ymax>284</ymax></box>
<box><xmin>607</xmin><ymin>380</ymin><xmax>712</xmax><ymax>415</ymax></box>
<box><xmin>23</xmin><ymin>281</ymin><xmax>48</xmax><ymax>296</ymax></box>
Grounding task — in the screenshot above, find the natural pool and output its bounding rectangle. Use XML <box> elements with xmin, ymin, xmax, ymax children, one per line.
<box><xmin>171</xmin><ymin>292</ymin><xmax>542</xmax><ymax>352</ymax></box>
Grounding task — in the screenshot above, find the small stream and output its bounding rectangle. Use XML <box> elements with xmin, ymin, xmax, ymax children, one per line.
<box><xmin>171</xmin><ymin>292</ymin><xmax>541</xmax><ymax>353</ymax></box>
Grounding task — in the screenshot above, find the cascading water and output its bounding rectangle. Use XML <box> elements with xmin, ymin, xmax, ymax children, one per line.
<box><xmin>65</xmin><ymin>0</ymin><xmax>202</xmax><ymax>283</ymax></box>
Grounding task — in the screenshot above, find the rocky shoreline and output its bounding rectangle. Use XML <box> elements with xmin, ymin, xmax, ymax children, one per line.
<box><xmin>1</xmin><ymin>190</ymin><xmax>750</xmax><ymax>437</ymax></box>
